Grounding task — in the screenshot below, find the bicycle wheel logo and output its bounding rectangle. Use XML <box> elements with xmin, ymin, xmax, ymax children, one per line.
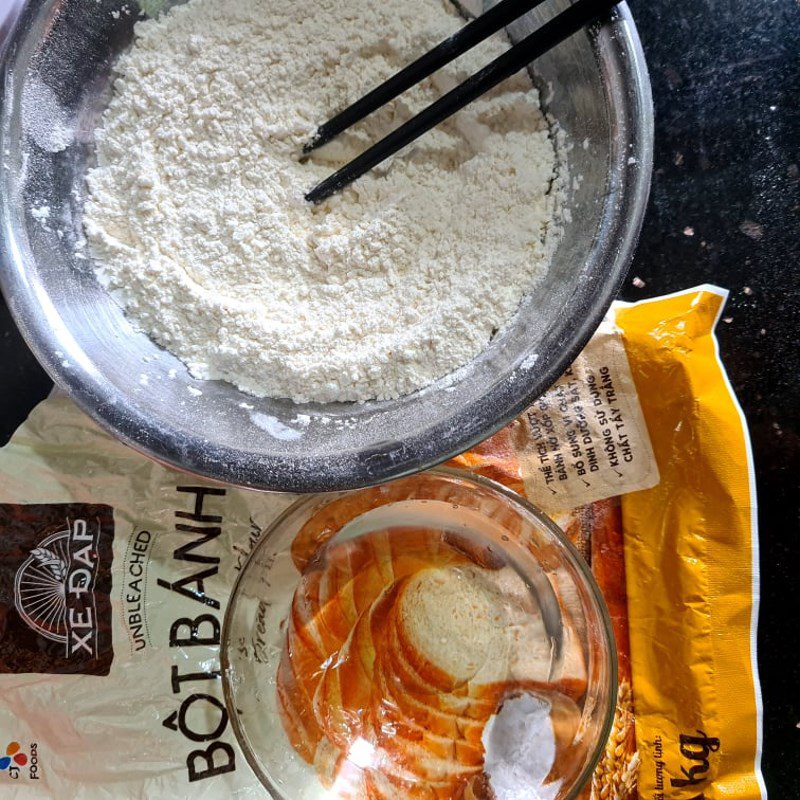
<box><xmin>1</xmin><ymin>502</ymin><xmax>115</xmax><ymax>676</ymax></box>
<box><xmin>14</xmin><ymin>530</ymin><xmax>70</xmax><ymax>645</ymax></box>
<box><xmin>13</xmin><ymin>517</ymin><xmax>101</xmax><ymax>659</ymax></box>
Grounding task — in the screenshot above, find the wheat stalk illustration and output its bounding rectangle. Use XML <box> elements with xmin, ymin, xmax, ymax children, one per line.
<box><xmin>30</xmin><ymin>547</ymin><xmax>68</xmax><ymax>583</ymax></box>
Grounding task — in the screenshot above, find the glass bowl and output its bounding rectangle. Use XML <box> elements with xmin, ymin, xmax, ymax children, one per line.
<box><xmin>0</xmin><ymin>0</ymin><xmax>651</xmax><ymax>492</ymax></box>
<box><xmin>222</xmin><ymin>468</ymin><xmax>617</xmax><ymax>799</ymax></box>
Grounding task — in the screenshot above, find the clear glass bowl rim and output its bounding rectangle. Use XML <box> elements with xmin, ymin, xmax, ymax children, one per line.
<box><xmin>221</xmin><ymin>466</ymin><xmax>619</xmax><ymax>800</ymax></box>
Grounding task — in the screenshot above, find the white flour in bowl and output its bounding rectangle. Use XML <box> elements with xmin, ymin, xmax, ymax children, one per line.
<box><xmin>84</xmin><ymin>0</ymin><xmax>564</xmax><ymax>403</ymax></box>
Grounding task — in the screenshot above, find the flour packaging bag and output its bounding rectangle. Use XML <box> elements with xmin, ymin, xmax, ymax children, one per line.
<box><xmin>0</xmin><ymin>287</ymin><xmax>764</xmax><ymax>800</ymax></box>
<box><xmin>0</xmin><ymin>400</ymin><xmax>295</xmax><ymax>796</ymax></box>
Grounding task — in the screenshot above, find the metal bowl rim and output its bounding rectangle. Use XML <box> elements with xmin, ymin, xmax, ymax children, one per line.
<box><xmin>0</xmin><ymin>2</ymin><xmax>653</xmax><ymax>493</ymax></box>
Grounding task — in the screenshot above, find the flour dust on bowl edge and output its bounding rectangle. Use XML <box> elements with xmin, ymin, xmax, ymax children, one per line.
<box><xmin>0</xmin><ymin>1</ymin><xmax>652</xmax><ymax>492</ymax></box>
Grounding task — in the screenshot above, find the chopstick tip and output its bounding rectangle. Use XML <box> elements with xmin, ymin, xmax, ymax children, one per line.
<box><xmin>304</xmin><ymin>183</ymin><xmax>328</xmax><ymax>204</ymax></box>
<box><xmin>302</xmin><ymin>130</ymin><xmax>325</xmax><ymax>155</ymax></box>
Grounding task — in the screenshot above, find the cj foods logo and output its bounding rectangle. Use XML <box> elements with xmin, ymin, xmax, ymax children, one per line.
<box><xmin>0</xmin><ymin>742</ymin><xmax>26</xmax><ymax>771</ymax></box>
<box><xmin>0</xmin><ymin>741</ymin><xmax>39</xmax><ymax>780</ymax></box>
<box><xmin>0</xmin><ymin>502</ymin><xmax>115</xmax><ymax>676</ymax></box>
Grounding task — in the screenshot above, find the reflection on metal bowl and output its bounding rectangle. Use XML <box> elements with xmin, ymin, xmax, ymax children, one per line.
<box><xmin>0</xmin><ymin>1</ymin><xmax>652</xmax><ymax>492</ymax></box>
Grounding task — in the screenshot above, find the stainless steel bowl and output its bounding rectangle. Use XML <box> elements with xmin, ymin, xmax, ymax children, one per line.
<box><xmin>0</xmin><ymin>1</ymin><xmax>652</xmax><ymax>493</ymax></box>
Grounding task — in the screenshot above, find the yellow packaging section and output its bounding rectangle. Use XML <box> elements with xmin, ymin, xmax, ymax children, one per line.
<box><xmin>616</xmin><ymin>288</ymin><xmax>765</xmax><ymax>800</ymax></box>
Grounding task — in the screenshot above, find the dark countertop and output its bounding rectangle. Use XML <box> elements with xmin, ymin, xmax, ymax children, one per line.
<box><xmin>1</xmin><ymin>1</ymin><xmax>797</xmax><ymax>796</ymax></box>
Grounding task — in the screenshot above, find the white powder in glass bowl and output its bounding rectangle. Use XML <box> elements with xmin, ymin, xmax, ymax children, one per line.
<box><xmin>482</xmin><ymin>693</ymin><xmax>561</xmax><ymax>800</ymax></box>
<box><xmin>84</xmin><ymin>0</ymin><xmax>564</xmax><ymax>403</ymax></box>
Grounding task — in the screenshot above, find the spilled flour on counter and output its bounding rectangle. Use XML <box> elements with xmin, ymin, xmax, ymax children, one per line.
<box><xmin>84</xmin><ymin>0</ymin><xmax>564</xmax><ymax>403</ymax></box>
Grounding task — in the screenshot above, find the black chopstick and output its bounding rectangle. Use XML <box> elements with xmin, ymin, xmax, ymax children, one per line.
<box><xmin>303</xmin><ymin>0</ymin><xmax>549</xmax><ymax>154</ymax></box>
<box><xmin>306</xmin><ymin>0</ymin><xmax>618</xmax><ymax>204</ymax></box>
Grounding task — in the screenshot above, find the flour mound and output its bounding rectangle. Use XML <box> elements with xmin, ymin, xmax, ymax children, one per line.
<box><xmin>84</xmin><ymin>0</ymin><xmax>562</xmax><ymax>403</ymax></box>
